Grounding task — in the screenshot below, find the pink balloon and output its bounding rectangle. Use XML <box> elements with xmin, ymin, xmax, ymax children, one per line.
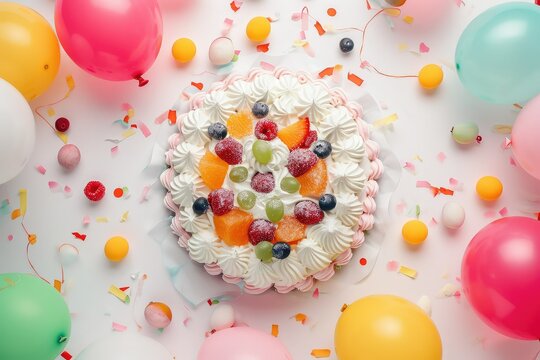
<box><xmin>512</xmin><ymin>94</ymin><xmax>540</xmax><ymax>180</ymax></box>
<box><xmin>461</xmin><ymin>217</ymin><xmax>540</xmax><ymax>340</ymax></box>
<box><xmin>198</xmin><ymin>327</ymin><xmax>292</xmax><ymax>360</ymax></box>
<box><xmin>396</xmin><ymin>0</ymin><xmax>452</xmax><ymax>29</ymax></box>
<box><xmin>55</xmin><ymin>0</ymin><xmax>162</xmax><ymax>84</ymax></box>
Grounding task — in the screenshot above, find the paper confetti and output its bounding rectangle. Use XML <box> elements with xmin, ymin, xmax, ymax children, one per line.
<box><xmin>168</xmin><ymin>110</ymin><xmax>177</xmax><ymax>125</ymax></box>
<box><xmin>120</xmin><ymin>211</ymin><xmax>129</xmax><ymax>223</ymax></box>
<box><xmin>138</xmin><ymin>122</ymin><xmax>151</xmax><ymax>138</ymax></box>
<box><xmin>294</xmin><ymin>313</ymin><xmax>307</xmax><ymax>324</ymax></box>
<box><xmin>112</xmin><ymin>322</ymin><xmax>127</xmax><ymax>332</ymax></box>
<box><xmin>35</xmin><ymin>165</ymin><xmax>47</xmax><ymax>175</ymax></box>
<box><xmin>373</xmin><ymin>113</ymin><xmax>398</xmax><ymax>128</ymax></box>
<box><xmin>399</xmin><ymin>265</ymin><xmax>417</xmax><ymax>279</ymax></box>
<box><xmin>439</xmin><ymin>283</ymin><xmax>460</xmax><ymax>297</ymax></box>
<box><xmin>72</xmin><ymin>232</ymin><xmax>87</xmax><ymax>241</ymax></box>
<box><xmin>403</xmin><ymin>15</ymin><xmax>414</xmax><ymax>24</ymax></box>
<box><xmin>347</xmin><ymin>72</ymin><xmax>364</xmax><ymax>86</ymax></box>
<box><xmin>260</xmin><ymin>61</ymin><xmax>275</xmax><ymax>71</ymax></box>
<box><xmin>109</xmin><ymin>285</ymin><xmax>130</xmax><ymax>304</ymax></box>
<box><xmin>271</xmin><ymin>324</ymin><xmax>279</xmax><ymax>337</ymax></box>
<box><xmin>222</xmin><ymin>18</ymin><xmax>234</xmax><ymax>36</ymax></box>
<box><xmin>256</xmin><ymin>43</ymin><xmax>270</xmax><ymax>53</ymax></box>
<box><xmin>419</xmin><ymin>42</ymin><xmax>430</xmax><ymax>53</ymax></box>
<box><xmin>437</xmin><ymin>152</ymin><xmax>447</xmax><ymax>162</ymax></box>
<box><xmin>416</xmin><ymin>180</ymin><xmax>454</xmax><ymax>197</ymax></box>
<box><xmin>314</xmin><ymin>21</ymin><xmax>325</xmax><ymax>35</ymax></box>
<box><xmin>312</xmin><ymin>287</ymin><xmax>319</xmax><ymax>299</ymax></box>
<box><xmin>319</xmin><ymin>67</ymin><xmax>334</xmax><ymax>78</ymax></box>
<box><xmin>60</xmin><ymin>351</ymin><xmax>72</xmax><ymax>360</ymax></box>
<box><xmin>191</xmin><ymin>82</ymin><xmax>204</xmax><ymax>91</ymax></box>
<box><xmin>230</xmin><ymin>0</ymin><xmax>242</xmax><ymax>12</ymax></box>
<box><xmin>387</xmin><ymin>260</ymin><xmax>400</xmax><ymax>271</ymax></box>
<box><xmin>54</xmin><ymin>279</ymin><xmax>62</xmax><ymax>292</ymax></box>
<box><xmin>19</xmin><ymin>189</ymin><xmax>27</xmax><ymax>217</ymax></box>
<box><xmin>96</xmin><ymin>217</ymin><xmax>109</xmax><ymax>223</ymax></box>
<box><xmin>311</xmin><ymin>349</ymin><xmax>331</xmax><ymax>358</ymax></box>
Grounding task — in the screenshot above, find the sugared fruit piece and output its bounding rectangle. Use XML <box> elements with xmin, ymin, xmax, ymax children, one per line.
<box><xmin>254</xmin><ymin>119</ymin><xmax>278</xmax><ymax>141</ymax></box>
<box><xmin>297</xmin><ymin>159</ymin><xmax>328</xmax><ymax>198</ymax></box>
<box><xmin>251</xmin><ymin>172</ymin><xmax>275</xmax><ymax>193</ymax></box>
<box><xmin>312</xmin><ymin>140</ymin><xmax>332</xmax><ymax>159</ymax></box>
<box><xmin>248</xmin><ymin>219</ymin><xmax>276</xmax><ymax>245</ymax></box>
<box><xmin>229</xmin><ymin>166</ymin><xmax>248</xmax><ymax>183</ymax></box>
<box><xmin>215</xmin><ymin>137</ymin><xmax>243</xmax><ymax>165</ymax></box>
<box><xmin>294</xmin><ymin>200</ymin><xmax>324</xmax><ymax>225</ymax></box>
<box><xmin>402</xmin><ymin>219</ymin><xmax>428</xmax><ymax>245</ymax></box>
<box><xmin>252</xmin><ymin>140</ymin><xmax>273</xmax><ymax>164</ymax></box>
<box><xmin>280</xmin><ymin>176</ymin><xmax>300</xmax><ymax>194</ymax></box>
<box><xmin>275</xmin><ymin>215</ymin><xmax>306</xmax><ymax>244</ymax></box>
<box><xmin>237</xmin><ymin>190</ymin><xmax>256</xmax><ymax>210</ymax></box>
<box><xmin>192</xmin><ymin>197</ymin><xmax>210</xmax><ymax>215</ymax></box>
<box><xmin>301</xmin><ymin>130</ymin><xmax>318</xmax><ymax>148</ymax></box>
<box><xmin>287</xmin><ymin>149</ymin><xmax>318</xmax><ymax>177</ymax></box>
<box><xmin>252</xmin><ymin>102</ymin><xmax>270</xmax><ymax>119</ymax></box>
<box><xmin>255</xmin><ymin>241</ymin><xmax>274</xmax><ymax>262</ymax></box>
<box><xmin>227</xmin><ymin>112</ymin><xmax>253</xmax><ymax>139</ymax></box>
<box><xmin>208</xmin><ymin>188</ymin><xmax>234</xmax><ymax>216</ymax></box>
<box><xmin>84</xmin><ymin>181</ymin><xmax>106</xmax><ymax>202</ymax></box>
<box><xmin>199</xmin><ymin>151</ymin><xmax>229</xmax><ymax>190</ymax></box>
<box><xmin>277</xmin><ymin>118</ymin><xmax>309</xmax><ymax>150</ymax></box>
<box><xmin>208</xmin><ymin>122</ymin><xmax>228</xmax><ymax>140</ymax></box>
<box><xmin>214</xmin><ymin>208</ymin><xmax>253</xmax><ymax>246</ymax></box>
<box><xmin>265</xmin><ymin>198</ymin><xmax>284</xmax><ymax>223</ymax></box>
<box><xmin>272</xmin><ymin>242</ymin><xmax>291</xmax><ymax>260</ymax></box>
<box><xmin>319</xmin><ymin>194</ymin><xmax>337</xmax><ymax>211</ymax></box>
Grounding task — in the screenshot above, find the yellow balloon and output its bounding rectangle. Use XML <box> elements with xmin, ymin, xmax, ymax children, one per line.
<box><xmin>0</xmin><ymin>3</ymin><xmax>60</xmax><ymax>101</ymax></box>
<box><xmin>335</xmin><ymin>295</ymin><xmax>442</xmax><ymax>360</ymax></box>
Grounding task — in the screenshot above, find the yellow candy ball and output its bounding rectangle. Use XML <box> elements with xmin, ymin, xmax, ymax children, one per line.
<box><xmin>418</xmin><ymin>64</ymin><xmax>443</xmax><ymax>90</ymax></box>
<box><xmin>476</xmin><ymin>176</ymin><xmax>503</xmax><ymax>201</ymax></box>
<box><xmin>246</xmin><ymin>16</ymin><xmax>271</xmax><ymax>42</ymax></box>
<box><xmin>104</xmin><ymin>236</ymin><xmax>129</xmax><ymax>262</ymax></box>
<box><xmin>172</xmin><ymin>38</ymin><xmax>196</xmax><ymax>63</ymax></box>
<box><xmin>402</xmin><ymin>219</ymin><xmax>428</xmax><ymax>245</ymax></box>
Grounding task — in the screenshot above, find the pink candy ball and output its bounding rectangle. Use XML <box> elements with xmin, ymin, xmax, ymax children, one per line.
<box><xmin>57</xmin><ymin>144</ymin><xmax>81</xmax><ymax>170</ymax></box>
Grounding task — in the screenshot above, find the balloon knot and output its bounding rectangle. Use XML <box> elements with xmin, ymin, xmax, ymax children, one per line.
<box><xmin>58</xmin><ymin>335</ymin><xmax>67</xmax><ymax>343</ymax></box>
<box><xmin>135</xmin><ymin>75</ymin><xmax>149</xmax><ymax>87</ymax></box>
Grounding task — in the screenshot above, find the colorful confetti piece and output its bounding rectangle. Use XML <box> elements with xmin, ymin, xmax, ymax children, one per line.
<box><xmin>373</xmin><ymin>113</ymin><xmax>398</xmax><ymax>128</ymax></box>
<box><xmin>347</xmin><ymin>72</ymin><xmax>364</xmax><ymax>86</ymax></box>
<box><xmin>72</xmin><ymin>232</ymin><xmax>87</xmax><ymax>241</ymax></box>
<box><xmin>399</xmin><ymin>265</ymin><xmax>417</xmax><ymax>279</ymax></box>
<box><xmin>256</xmin><ymin>43</ymin><xmax>270</xmax><ymax>53</ymax></box>
<box><xmin>311</xmin><ymin>349</ymin><xmax>331</xmax><ymax>358</ymax></box>
<box><xmin>294</xmin><ymin>313</ymin><xmax>307</xmax><ymax>324</ymax></box>
<box><xmin>271</xmin><ymin>324</ymin><xmax>279</xmax><ymax>337</ymax></box>
<box><xmin>112</xmin><ymin>322</ymin><xmax>128</xmax><ymax>332</ymax></box>
<box><xmin>36</xmin><ymin>165</ymin><xmax>47</xmax><ymax>175</ymax></box>
<box><xmin>109</xmin><ymin>285</ymin><xmax>130</xmax><ymax>304</ymax></box>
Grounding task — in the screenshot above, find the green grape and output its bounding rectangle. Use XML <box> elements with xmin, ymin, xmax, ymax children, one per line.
<box><xmin>280</xmin><ymin>177</ymin><xmax>300</xmax><ymax>193</ymax></box>
<box><xmin>265</xmin><ymin>198</ymin><xmax>284</xmax><ymax>223</ymax></box>
<box><xmin>252</xmin><ymin>140</ymin><xmax>272</xmax><ymax>165</ymax></box>
<box><xmin>229</xmin><ymin>166</ymin><xmax>248</xmax><ymax>183</ymax></box>
<box><xmin>255</xmin><ymin>241</ymin><xmax>273</xmax><ymax>262</ymax></box>
<box><xmin>237</xmin><ymin>190</ymin><xmax>256</xmax><ymax>210</ymax></box>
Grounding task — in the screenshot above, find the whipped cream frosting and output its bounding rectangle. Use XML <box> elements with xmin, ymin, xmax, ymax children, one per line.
<box><xmin>165</xmin><ymin>68</ymin><xmax>382</xmax><ymax>293</ymax></box>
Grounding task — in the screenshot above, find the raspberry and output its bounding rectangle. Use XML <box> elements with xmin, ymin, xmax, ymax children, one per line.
<box><xmin>208</xmin><ymin>188</ymin><xmax>234</xmax><ymax>216</ymax></box>
<box><xmin>55</xmin><ymin>117</ymin><xmax>70</xmax><ymax>132</ymax></box>
<box><xmin>301</xmin><ymin>130</ymin><xmax>318</xmax><ymax>148</ymax></box>
<box><xmin>254</xmin><ymin>119</ymin><xmax>278</xmax><ymax>141</ymax></box>
<box><xmin>286</xmin><ymin>149</ymin><xmax>318</xmax><ymax>177</ymax></box>
<box><xmin>251</xmin><ymin>172</ymin><xmax>275</xmax><ymax>193</ymax></box>
<box><xmin>248</xmin><ymin>219</ymin><xmax>276</xmax><ymax>245</ymax></box>
<box><xmin>84</xmin><ymin>181</ymin><xmax>106</xmax><ymax>202</ymax></box>
<box><xmin>294</xmin><ymin>200</ymin><xmax>324</xmax><ymax>225</ymax></box>
<box><xmin>215</xmin><ymin>138</ymin><xmax>243</xmax><ymax>165</ymax></box>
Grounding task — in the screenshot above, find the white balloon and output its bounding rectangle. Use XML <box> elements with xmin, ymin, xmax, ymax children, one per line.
<box><xmin>0</xmin><ymin>78</ymin><xmax>35</xmax><ymax>185</ymax></box>
<box><xmin>441</xmin><ymin>201</ymin><xmax>466</xmax><ymax>229</ymax></box>
<box><xmin>75</xmin><ymin>333</ymin><xmax>174</xmax><ymax>360</ymax></box>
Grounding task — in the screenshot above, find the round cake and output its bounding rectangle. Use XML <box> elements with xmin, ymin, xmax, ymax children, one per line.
<box><xmin>161</xmin><ymin>68</ymin><xmax>383</xmax><ymax>294</ymax></box>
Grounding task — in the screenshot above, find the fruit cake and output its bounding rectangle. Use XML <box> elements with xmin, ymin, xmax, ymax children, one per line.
<box><xmin>161</xmin><ymin>68</ymin><xmax>383</xmax><ymax>294</ymax></box>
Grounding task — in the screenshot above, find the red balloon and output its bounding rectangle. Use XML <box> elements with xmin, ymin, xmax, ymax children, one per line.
<box><xmin>461</xmin><ymin>217</ymin><xmax>540</xmax><ymax>340</ymax></box>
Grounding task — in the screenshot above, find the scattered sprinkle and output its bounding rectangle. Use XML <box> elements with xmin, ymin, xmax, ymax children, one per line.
<box><xmin>35</xmin><ymin>165</ymin><xmax>47</xmax><ymax>175</ymax></box>
<box><xmin>138</xmin><ymin>122</ymin><xmax>151</xmax><ymax>138</ymax></box>
<box><xmin>373</xmin><ymin>113</ymin><xmax>398</xmax><ymax>128</ymax></box>
<box><xmin>60</xmin><ymin>351</ymin><xmax>72</xmax><ymax>360</ymax></box>
<box><xmin>72</xmin><ymin>232</ymin><xmax>87</xmax><ymax>241</ymax></box>
<box><xmin>120</xmin><ymin>211</ymin><xmax>129</xmax><ymax>223</ymax></box>
<box><xmin>114</xmin><ymin>188</ymin><xmax>124</xmax><ymax>198</ymax></box>
<box><xmin>191</xmin><ymin>82</ymin><xmax>204</xmax><ymax>91</ymax></box>
<box><xmin>271</xmin><ymin>324</ymin><xmax>279</xmax><ymax>337</ymax></box>
<box><xmin>387</xmin><ymin>260</ymin><xmax>400</xmax><ymax>271</ymax></box>
<box><xmin>96</xmin><ymin>217</ymin><xmax>109</xmax><ymax>223</ymax></box>
<box><xmin>403</xmin><ymin>15</ymin><xmax>414</xmax><ymax>24</ymax></box>
<box><xmin>260</xmin><ymin>61</ymin><xmax>275</xmax><ymax>71</ymax></box>
<box><xmin>359</xmin><ymin>257</ymin><xmax>368</xmax><ymax>266</ymax></box>
<box><xmin>311</xmin><ymin>349</ymin><xmax>331</xmax><ymax>358</ymax></box>
<box><xmin>439</xmin><ymin>283</ymin><xmax>460</xmax><ymax>298</ymax></box>
<box><xmin>7</xmin><ymin>235</ymin><xmax>13</xmax><ymax>241</ymax></box>
<box><xmin>347</xmin><ymin>72</ymin><xmax>364</xmax><ymax>86</ymax></box>
<box><xmin>256</xmin><ymin>43</ymin><xmax>270</xmax><ymax>53</ymax></box>
<box><xmin>312</xmin><ymin>287</ymin><xmax>319</xmax><ymax>299</ymax></box>
<box><xmin>319</xmin><ymin>66</ymin><xmax>334</xmax><ymax>78</ymax></box>
<box><xmin>293</xmin><ymin>313</ymin><xmax>307</xmax><ymax>324</ymax></box>
<box><xmin>112</xmin><ymin>322</ymin><xmax>127</xmax><ymax>332</ymax></box>
<box><xmin>82</xmin><ymin>216</ymin><xmax>91</xmax><ymax>226</ymax></box>
<box><xmin>314</xmin><ymin>21</ymin><xmax>325</xmax><ymax>35</ymax></box>
<box><xmin>222</xmin><ymin>18</ymin><xmax>234</xmax><ymax>36</ymax></box>
<box><xmin>54</xmin><ymin>279</ymin><xmax>62</xmax><ymax>292</ymax></box>
<box><xmin>327</xmin><ymin>8</ymin><xmax>336</xmax><ymax>17</ymax></box>
<box><xmin>230</xmin><ymin>0</ymin><xmax>242</xmax><ymax>12</ymax></box>
<box><xmin>340</xmin><ymin>304</ymin><xmax>348</xmax><ymax>312</ymax></box>
<box><xmin>493</xmin><ymin>124</ymin><xmax>513</xmax><ymax>134</ymax></box>
<box><xmin>403</xmin><ymin>162</ymin><xmax>416</xmax><ymax>175</ymax></box>
<box><xmin>419</xmin><ymin>42</ymin><xmax>430</xmax><ymax>53</ymax></box>
<box><xmin>437</xmin><ymin>152</ymin><xmax>447</xmax><ymax>162</ymax></box>
<box><xmin>109</xmin><ymin>285</ymin><xmax>130</xmax><ymax>304</ymax></box>
<box><xmin>416</xmin><ymin>180</ymin><xmax>454</xmax><ymax>197</ymax></box>
<box><xmin>498</xmin><ymin>207</ymin><xmax>508</xmax><ymax>217</ymax></box>
<box><xmin>154</xmin><ymin>111</ymin><xmax>168</xmax><ymax>125</ymax></box>
<box><xmin>399</xmin><ymin>265</ymin><xmax>417</xmax><ymax>279</ymax></box>
<box><xmin>168</xmin><ymin>110</ymin><xmax>177</xmax><ymax>125</ymax></box>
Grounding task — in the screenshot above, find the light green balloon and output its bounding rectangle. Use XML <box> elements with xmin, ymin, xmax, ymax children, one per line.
<box><xmin>455</xmin><ymin>3</ymin><xmax>540</xmax><ymax>104</ymax></box>
<box><xmin>0</xmin><ymin>273</ymin><xmax>71</xmax><ymax>360</ymax></box>
<box><xmin>452</xmin><ymin>122</ymin><xmax>479</xmax><ymax>145</ymax></box>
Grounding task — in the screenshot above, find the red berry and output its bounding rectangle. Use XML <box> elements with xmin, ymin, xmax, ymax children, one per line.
<box><xmin>208</xmin><ymin>188</ymin><xmax>234</xmax><ymax>215</ymax></box>
<box><xmin>251</xmin><ymin>172</ymin><xmax>275</xmax><ymax>193</ymax></box>
<box><xmin>301</xmin><ymin>130</ymin><xmax>318</xmax><ymax>148</ymax></box>
<box><xmin>84</xmin><ymin>181</ymin><xmax>106</xmax><ymax>202</ymax></box>
<box><xmin>254</xmin><ymin>119</ymin><xmax>278</xmax><ymax>141</ymax></box>
<box><xmin>55</xmin><ymin>117</ymin><xmax>70</xmax><ymax>132</ymax></box>
<box><xmin>215</xmin><ymin>138</ymin><xmax>243</xmax><ymax>165</ymax></box>
<box><xmin>286</xmin><ymin>149</ymin><xmax>318</xmax><ymax>177</ymax></box>
<box><xmin>294</xmin><ymin>200</ymin><xmax>324</xmax><ymax>225</ymax></box>
<box><xmin>248</xmin><ymin>219</ymin><xmax>276</xmax><ymax>245</ymax></box>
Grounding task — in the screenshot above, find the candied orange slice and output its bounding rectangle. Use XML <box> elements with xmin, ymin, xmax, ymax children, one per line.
<box><xmin>227</xmin><ymin>112</ymin><xmax>253</xmax><ymax>139</ymax></box>
<box><xmin>199</xmin><ymin>151</ymin><xmax>228</xmax><ymax>190</ymax></box>
<box><xmin>275</xmin><ymin>215</ymin><xmax>306</xmax><ymax>244</ymax></box>
<box><xmin>277</xmin><ymin>118</ymin><xmax>309</xmax><ymax>150</ymax></box>
<box><xmin>297</xmin><ymin>159</ymin><xmax>328</xmax><ymax>198</ymax></box>
<box><xmin>214</xmin><ymin>208</ymin><xmax>253</xmax><ymax>246</ymax></box>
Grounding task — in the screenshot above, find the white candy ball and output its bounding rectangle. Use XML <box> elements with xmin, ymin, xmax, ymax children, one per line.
<box><xmin>58</xmin><ymin>244</ymin><xmax>79</xmax><ymax>266</ymax></box>
<box><xmin>441</xmin><ymin>202</ymin><xmax>465</xmax><ymax>229</ymax></box>
<box><xmin>208</xmin><ymin>37</ymin><xmax>235</xmax><ymax>66</ymax></box>
<box><xmin>210</xmin><ymin>304</ymin><xmax>235</xmax><ymax>331</ymax></box>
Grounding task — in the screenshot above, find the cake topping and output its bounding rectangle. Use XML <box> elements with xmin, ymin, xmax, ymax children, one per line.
<box><xmin>192</xmin><ymin>197</ymin><xmax>210</xmax><ymax>215</ymax></box>
<box><xmin>332</xmin><ymin>135</ymin><xmax>365</xmax><ymax>163</ymax></box>
<box><xmin>274</xmin><ymin>215</ymin><xmax>306</xmax><ymax>243</ymax></box>
<box><xmin>227</xmin><ymin>112</ymin><xmax>253</xmax><ymax>139</ymax></box>
<box><xmin>84</xmin><ymin>181</ymin><xmax>106</xmax><ymax>202</ymax></box>
<box><xmin>319</xmin><ymin>194</ymin><xmax>337</xmax><ymax>211</ymax></box>
<box><xmin>199</xmin><ymin>150</ymin><xmax>229</xmax><ymax>190</ymax></box>
<box><xmin>318</xmin><ymin>107</ymin><xmax>357</xmax><ymax>143</ymax></box>
<box><xmin>208</xmin><ymin>122</ymin><xmax>228</xmax><ymax>140</ymax></box>
<box><xmin>296</xmin><ymin>159</ymin><xmax>328</xmax><ymax>198</ymax></box>
<box><xmin>214</xmin><ymin>208</ymin><xmax>253</xmax><ymax>246</ymax></box>
<box><xmin>172</xmin><ymin>142</ymin><xmax>205</xmax><ymax>175</ymax></box>
<box><xmin>248</xmin><ymin>219</ymin><xmax>276</xmax><ymax>245</ymax></box>
<box><xmin>280</xmin><ymin>176</ymin><xmax>300</xmax><ymax>194</ymax></box>
<box><xmin>329</xmin><ymin>162</ymin><xmax>367</xmax><ymax>194</ymax></box>
<box><xmin>254</xmin><ymin>119</ymin><xmax>278</xmax><ymax>141</ymax></box>
<box><xmin>272</xmin><ymin>242</ymin><xmax>291</xmax><ymax>260</ymax></box>
<box><xmin>312</xmin><ymin>140</ymin><xmax>332</xmax><ymax>159</ymax></box>
<box><xmin>182</xmin><ymin>109</ymin><xmax>212</xmax><ymax>146</ymax></box>
<box><xmin>294</xmin><ymin>200</ymin><xmax>324</xmax><ymax>225</ymax></box>
<box><xmin>237</xmin><ymin>190</ymin><xmax>256</xmax><ymax>210</ymax></box>
<box><xmin>252</xmin><ymin>101</ymin><xmax>270</xmax><ymax>119</ymax></box>
<box><xmin>277</xmin><ymin>118</ymin><xmax>310</xmax><ymax>150</ymax></box>
<box><xmin>215</xmin><ymin>137</ymin><xmax>243</xmax><ymax>165</ymax></box>
<box><xmin>255</xmin><ymin>241</ymin><xmax>274</xmax><ymax>262</ymax></box>
<box><xmin>229</xmin><ymin>166</ymin><xmax>249</xmax><ymax>183</ymax></box>
<box><xmin>251</xmin><ymin>172</ymin><xmax>275</xmax><ymax>193</ymax></box>
<box><xmin>265</xmin><ymin>198</ymin><xmax>284</xmax><ymax>223</ymax></box>
<box><xmin>295</xmin><ymin>85</ymin><xmax>333</xmax><ymax>124</ymax></box>
<box><xmin>301</xmin><ymin>130</ymin><xmax>318</xmax><ymax>148</ymax></box>
<box><xmin>286</xmin><ymin>149</ymin><xmax>318</xmax><ymax>177</ymax></box>
<box><xmin>171</xmin><ymin>173</ymin><xmax>205</xmax><ymax>207</ymax></box>
<box><xmin>208</xmin><ymin>188</ymin><xmax>234</xmax><ymax>215</ymax></box>
<box><xmin>252</xmin><ymin>139</ymin><xmax>273</xmax><ymax>164</ymax></box>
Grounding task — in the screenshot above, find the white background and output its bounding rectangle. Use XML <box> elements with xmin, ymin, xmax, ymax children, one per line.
<box><xmin>1</xmin><ymin>0</ymin><xmax>540</xmax><ymax>359</ymax></box>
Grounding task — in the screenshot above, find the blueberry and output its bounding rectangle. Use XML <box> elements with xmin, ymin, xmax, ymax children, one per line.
<box><xmin>272</xmin><ymin>242</ymin><xmax>291</xmax><ymax>260</ymax></box>
<box><xmin>192</xmin><ymin>197</ymin><xmax>210</xmax><ymax>215</ymax></box>
<box><xmin>208</xmin><ymin>123</ymin><xmax>227</xmax><ymax>140</ymax></box>
<box><xmin>319</xmin><ymin>194</ymin><xmax>337</xmax><ymax>211</ymax></box>
<box><xmin>252</xmin><ymin>102</ymin><xmax>269</xmax><ymax>119</ymax></box>
<box><xmin>339</xmin><ymin>38</ymin><xmax>354</xmax><ymax>53</ymax></box>
<box><xmin>312</xmin><ymin>140</ymin><xmax>332</xmax><ymax>159</ymax></box>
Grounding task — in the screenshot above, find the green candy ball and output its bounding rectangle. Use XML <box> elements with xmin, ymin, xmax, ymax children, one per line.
<box><xmin>452</xmin><ymin>122</ymin><xmax>479</xmax><ymax>145</ymax></box>
<box><xmin>0</xmin><ymin>273</ymin><xmax>71</xmax><ymax>360</ymax></box>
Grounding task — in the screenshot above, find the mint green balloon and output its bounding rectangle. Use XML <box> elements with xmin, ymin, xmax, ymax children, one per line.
<box><xmin>455</xmin><ymin>3</ymin><xmax>540</xmax><ymax>104</ymax></box>
<box><xmin>0</xmin><ymin>273</ymin><xmax>71</xmax><ymax>360</ymax></box>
